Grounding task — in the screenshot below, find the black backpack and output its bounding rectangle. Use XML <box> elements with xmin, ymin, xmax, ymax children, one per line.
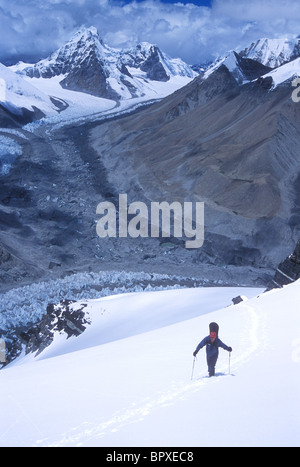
<box><xmin>209</xmin><ymin>322</ymin><xmax>219</xmax><ymax>337</ymax></box>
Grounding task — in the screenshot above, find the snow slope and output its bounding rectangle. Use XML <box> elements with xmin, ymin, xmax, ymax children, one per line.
<box><xmin>20</xmin><ymin>73</ymin><xmax>193</xmax><ymax>130</ymax></box>
<box><xmin>203</xmin><ymin>36</ymin><xmax>300</xmax><ymax>87</ymax></box>
<box><xmin>0</xmin><ymin>62</ymin><xmax>59</xmax><ymax>117</ymax></box>
<box><xmin>0</xmin><ymin>281</ymin><xmax>299</xmax><ymax>447</ymax></box>
<box><xmin>262</xmin><ymin>57</ymin><xmax>300</xmax><ymax>88</ymax></box>
<box><xmin>240</xmin><ymin>37</ymin><xmax>300</xmax><ymax>68</ymax></box>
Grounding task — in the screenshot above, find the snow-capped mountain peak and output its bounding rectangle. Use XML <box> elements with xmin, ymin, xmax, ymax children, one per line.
<box><xmin>262</xmin><ymin>56</ymin><xmax>300</xmax><ymax>88</ymax></box>
<box><xmin>239</xmin><ymin>36</ymin><xmax>300</xmax><ymax>68</ymax></box>
<box><xmin>120</xmin><ymin>41</ymin><xmax>196</xmax><ymax>81</ymax></box>
<box><xmin>21</xmin><ymin>26</ymin><xmax>108</xmax><ymax>79</ymax></box>
<box><xmin>201</xmin><ymin>34</ymin><xmax>300</xmax><ymax>89</ymax></box>
<box><xmin>71</xmin><ymin>25</ymin><xmax>100</xmax><ymax>42</ymax></box>
<box><xmin>15</xmin><ymin>27</ymin><xmax>197</xmax><ymax>101</ymax></box>
<box><xmin>204</xmin><ymin>50</ymin><xmax>272</xmax><ymax>84</ymax></box>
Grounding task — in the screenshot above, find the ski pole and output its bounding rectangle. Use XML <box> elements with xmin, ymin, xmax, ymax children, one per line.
<box><xmin>229</xmin><ymin>352</ymin><xmax>231</xmax><ymax>375</ymax></box>
<box><xmin>191</xmin><ymin>356</ymin><xmax>196</xmax><ymax>380</ymax></box>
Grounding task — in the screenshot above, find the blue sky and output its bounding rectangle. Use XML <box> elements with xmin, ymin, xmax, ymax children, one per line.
<box><xmin>0</xmin><ymin>0</ymin><xmax>299</xmax><ymax>65</ymax></box>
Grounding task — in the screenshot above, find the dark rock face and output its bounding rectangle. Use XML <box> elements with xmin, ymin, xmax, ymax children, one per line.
<box><xmin>0</xmin><ymin>103</ymin><xmax>46</xmax><ymax>126</ymax></box>
<box><xmin>1</xmin><ymin>300</ymin><xmax>89</xmax><ymax>367</ymax></box>
<box><xmin>25</xmin><ymin>31</ymin><xmax>120</xmax><ymax>100</ymax></box>
<box><xmin>0</xmin><ymin>106</ymin><xmax>20</xmax><ymax>128</ymax></box>
<box><xmin>233</xmin><ymin>52</ymin><xmax>272</xmax><ymax>82</ymax></box>
<box><xmin>60</xmin><ymin>54</ymin><xmax>118</xmax><ymax>100</ymax></box>
<box><xmin>269</xmin><ymin>241</ymin><xmax>300</xmax><ymax>289</ymax></box>
<box><xmin>89</xmin><ymin>65</ymin><xmax>300</xmax><ymax>270</ymax></box>
<box><xmin>140</xmin><ymin>45</ymin><xmax>170</xmax><ymax>82</ymax></box>
<box><xmin>232</xmin><ymin>296</ymin><xmax>245</xmax><ymax>305</ymax></box>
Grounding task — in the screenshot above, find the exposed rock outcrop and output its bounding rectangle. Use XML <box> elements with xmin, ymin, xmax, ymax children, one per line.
<box><xmin>1</xmin><ymin>300</ymin><xmax>89</xmax><ymax>367</ymax></box>
<box><xmin>269</xmin><ymin>240</ymin><xmax>300</xmax><ymax>289</ymax></box>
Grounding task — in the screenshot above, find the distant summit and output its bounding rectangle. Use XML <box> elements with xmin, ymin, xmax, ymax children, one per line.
<box><xmin>239</xmin><ymin>37</ymin><xmax>300</xmax><ymax>68</ymax></box>
<box><xmin>17</xmin><ymin>26</ymin><xmax>197</xmax><ymax>100</ymax></box>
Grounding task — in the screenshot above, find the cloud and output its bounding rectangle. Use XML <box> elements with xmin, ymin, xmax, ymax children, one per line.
<box><xmin>212</xmin><ymin>0</ymin><xmax>300</xmax><ymax>45</ymax></box>
<box><xmin>0</xmin><ymin>0</ymin><xmax>300</xmax><ymax>66</ymax></box>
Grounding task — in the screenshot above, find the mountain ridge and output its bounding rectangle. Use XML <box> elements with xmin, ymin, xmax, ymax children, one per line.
<box><xmin>88</xmin><ymin>63</ymin><xmax>300</xmax><ymax>268</ymax></box>
<box><xmin>16</xmin><ymin>26</ymin><xmax>197</xmax><ymax>100</ymax></box>
<box><xmin>239</xmin><ymin>36</ymin><xmax>300</xmax><ymax>68</ymax></box>
<box><xmin>1</xmin><ymin>31</ymin><xmax>300</xmax><ymax>290</ymax></box>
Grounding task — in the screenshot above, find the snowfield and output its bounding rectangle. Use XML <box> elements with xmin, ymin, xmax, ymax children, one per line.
<box><xmin>0</xmin><ymin>62</ymin><xmax>58</xmax><ymax>116</ymax></box>
<box><xmin>0</xmin><ymin>280</ymin><xmax>299</xmax><ymax>447</ymax></box>
<box><xmin>21</xmin><ymin>73</ymin><xmax>194</xmax><ymax>132</ymax></box>
<box><xmin>263</xmin><ymin>57</ymin><xmax>300</xmax><ymax>88</ymax></box>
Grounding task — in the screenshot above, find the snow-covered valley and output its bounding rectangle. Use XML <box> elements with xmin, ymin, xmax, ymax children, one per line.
<box><xmin>0</xmin><ymin>280</ymin><xmax>299</xmax><ymax>447</ymax></box>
